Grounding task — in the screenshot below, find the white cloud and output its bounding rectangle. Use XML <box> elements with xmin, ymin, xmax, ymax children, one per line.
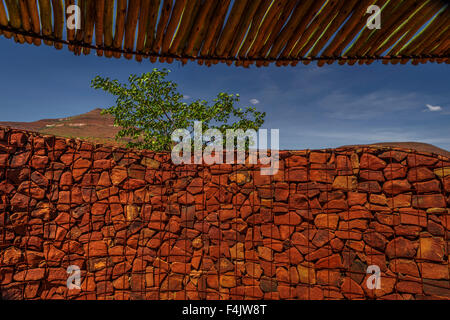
<box><xmin>249</xmin><ymin>98</ymin><xmax>260</xmax><ymax>105</ymax></box>
<box><xmin>425</xmin><ymin>104</ymin><xmax>442</xmax><ymax>112</ymax></box>
<box><xmin>183</xmin><ymin>95</ymin><xmax>191</xmax><ymax>100</ymax></box>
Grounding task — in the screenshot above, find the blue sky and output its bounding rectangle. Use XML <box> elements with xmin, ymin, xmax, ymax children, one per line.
<box><xmin>0</xmin><ymin>39</ymin><xmax>449</xmax><ymax>150</ymax></box>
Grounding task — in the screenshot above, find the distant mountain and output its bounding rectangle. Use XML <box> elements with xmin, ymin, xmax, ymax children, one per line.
<box><xmin>340</xmin><ymin>142</ymin><xmax>450</xmax><ymax>158</ymax></box>
<box><xmin>0</xmin><ymin>108</ymin><xmax>126</xmax><ymax>146</ymax></box>
<box><xmin>1</xmin><ymin>109</ymin><xmax>449</xmax><ymax>157</ymax></box>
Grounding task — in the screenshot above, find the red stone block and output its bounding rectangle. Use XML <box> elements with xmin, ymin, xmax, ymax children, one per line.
<box><xmin>443</xmin><ymin>176</ymin><xmax>450</xmax><ymax>193</ymax></box>
<box><xmin>47</xmin><ymin>267</ymin><xmax>68</xmax><ymax>284</ymax></box>
<box><xmin>18</xmin><ymin>181</ymin><xmax>45</xmax><ymax>199</ymax></box>
<box><xmin>347</xmin><ymin>192</ymin><xmax>367</xmax><ymax>206</ymax></box>
<box><xmin>316</xmin><ymin>269</ymin><xmax>341</xmax><ymax>287</ymax></box>
<box><xmin>59</xmin><ymin>152</ymin><xmax>77</xmax><ymax>165</ymax></box>
<box><xmin>261</xmin><ymin>224</ymin><xmax>280</xmax><ymax>239</ymax></box>
<box><xmin>310</xmin><ymin>169</ymin><xmax>335</xmax><ymax>183</ymax></box>
<box><xmin>360</xmin><ymin>153</ymin><xmax>386</xmax><ymax>170</ymax></box>
<box><xmin>384</xmin><ymin>163</ymin><xmax>407</xmax><ymax>180</ymax></box>
<box><xmin>314</xmin><ymin>254</ymin><xmax>343</xmax><ymax>269</ymax></box>
<box><xmin>2</xmin><ymin>247</ymin><xmax>22</xmax><ymax>265</ymax></box>
<box><xmin>13</xmin><ymin>268</ymin><xmax>45</xmax><ymax>281</ymax></box>
<box><xmin>439</xmin><ymin>215</ymin><xmax>450</xmax><ymax>230</ymax></box>
<box><xmin>341</xmin><ymin>277</ymin><xmax>364</xmax><ymax>298</ymax></box>
<box><xmin>10</xmin><ymin>151</ymin><xmax>31</xmax><ymax>168</ymax></box>
<box><xmin>370</xmin><ymin>221</ymin><xmax>394</xmax><ymax>236</ymax></box>
<box><xmin>386</xmin><ymin>237</ymin><xmax>417</xmax><ymax>259</ymax></box>
<box><xmin>407</xmin><ymin>167</ymin><xmax>435</xmax><ymax>182</ymax></box>
<box><xmin>358</xmin><ymin>181</ymin><xmax>382</xmax><ymax>193</ymax></box>
<box><xmin>419</xmin><ymin>262</ymin><xmax>449</xmax><ymax>280</ymax></box>
<box><xmin>53</xmin><ymin>212</ymin><xmax>71</xmax><ymax>226</ymax></box>
<box><xmin>9</xmin><ymin>132</ymin><xmax>27</xmax><ymax>147</ymax></box>
<box><xmin>96</xmin><ymin>281</ymin><xmax>114</xmax><ymax>295</ymax></box>
<box><xmin>310</xmin><ymin>152</ymin><xmax>328</xmax><ymax>164</ymax></box>
<box><xmin>257</xmin><ymin>276</ymin><xmax>276</xmax><ymax>293</ymax></box>
<box><xmin>177</xmin><ymin>191</ymin><xmax>195</xmax><ymax>205</ymax></box>
<box><xmin>336</xmin><ymin>155</ymin><xmax>351</xmax><ymax>170</ymax></box>
<box><xmin>396</xmin><ymin>280</ymin><xmax>422</xmax><ymax>294</ymax></box>
<box><xmin>286</xmin><ymin>155</ymin><xmax>308</xmax><ymax>167</ymax></box>
<box><xmin>389</xmin><ymin>259</ymin><xmax>420</xmax><ymax>277</ymax></box>
<box><xmin>296</xmin><ymin>285</ymin><xmax>324</xmax><ymax>300</ymax></box>
<box><xmin>112</xmin><ymin>261</ymin><xmax>131</xmax><ymax>279</ymax></box>
<box><xmin>286</xmin><ymin>247</ymin><xmax>304</xmax><ymax>264</ymax></box>
<box><xmin>59</xmin><ymin>171</ymin><xmax>73</xmax><ymax>186</ymax></box>
<box><xmin>84</xmin><ymin>241</ymin><xmax>108</xmax><ymax>257</ymax></box>
<box><xmin>379</xmin><ymin>150</ymin><xmax>408</xmax><ymax>162</ymax></box>
<box><xmin>187</xmin><ymin>177</ymin><xmax>203</xmax><ymax>194</ymax></box>
<box><xmin>11</xmin><ymin>193</ymin><xmax>37</xmax><ymax>209</ymax></box>
<box><xmin>24</xmin><ymin>282</ymin><xmax>40</xmax><ymax>299</ymax></box>
<box><xmin>360</xmin><ymin>170</ymin><xmax>385</xmax><ymax>182</ymax></box>
<box><xmin>244</xmin><ymin>285</ymin><xmax>264</xmax><ymax>298</ymax></box>
<box><xmin>0</xmin><ymin>154</ymin><xmax>9</xmax><ymax>167</ymax></box>
<box><xmin>287</xmin><ymin>194</ymin><xmax>308</xmax><ymax>211</ymax></box>
<box><xmin>417</xmin><ymin>237</ymin><xmax>445</xmax><ymax>262</ymax></box>
<box><xmin>278</xmin><ymin>285</ymin><xmax>295</xmax><ymax>299</ymax></box>
<box><xmin>93</xmin><ymin>159</ymin><xmax>112</xmax><ymax>170</ymax></box>
<box><xmin>91</xmin><ymin>203</ymin><xmax>108</xmax><ymax>215</ymax></box>
<box><xmin>286</xmin><ymin>168</ymin><xmax>308</xmax><ymax>182</ymax></box>
<box><xmin>399</xmin><ymin>208</ymin><xmax>427</xmax><ymax>227</ymax></box>
<box><xmin>330</xmin><ymin>238</ymin><xmax>344</xmax><ymax>252</ymax></box>
<box><xmin>274</xmin><ymin>211</ymin><xmax>301</xmax><ymax>225</ymax></box>
<box><xmin>324</xmin><ymin>199</ymin><xmax>348</xmax><ymax>211</ymax></box>
<box><xmin>339</xmin><ymin>207</ymin><xmax>372</xmax><ymax>220</ymax></box>
<box><xmin>363</xmin><ymin>232</ymin><xmax>387</xmax><ymax>250</ymax></box>
<box><xmin>335</xmin><ymin>230</ymin><xmax>362</xmax><ymax>241</ymax></box>
<box><xmin>427</xmin><ymin>220</ymin><xmax>445</xmax><ymax>236</ymax></box>
<box><xmin>72</xmin><ymin>158</ymin><xmax>92</xmax><ymax>179</ymax></box>
<box><xmin>407</xmin><ymin>154</ymin><xmax>438</xmax><ymax>167</ymax></box>
<box><xmin>123</xmin><ymin>178</ymin><xmax>146</xmax><ymax>190</ymax></box>
<box><xmin>315</xmin><ymin>214</ymin><xmax>339</xmax><ymax>230</ymax></box>
<box><xmin>312</xmin><ymin>230</ymin><xmax>335</xmax><ymax>248</ymax></box>
<box><xmin>413</xmin><ymin>179</ymin><xmax>441</xmax><ymax>193</ymax></box>
<box><xmin>274</xmin><ymin>186</ymin><xmax>289</xmax><ymax>202</ymax></box>
<box><xmin>253</xmin><ymin>171</ymin><xmax>271</xmax><ymax>186</ymax></box>
<box><xmin>382</xmin><ymin>179</ymin><xmax>411</xmax><ymax>195</ymax></box>
<box><xmin>113</xmin><ymin>275</ymin><xmax>130</xmax><ymax>290</ymax></box>
<box><xmin>412</xmin><ymin>194</ymin><xmax>446</xmax><ymax>208</ymax></box>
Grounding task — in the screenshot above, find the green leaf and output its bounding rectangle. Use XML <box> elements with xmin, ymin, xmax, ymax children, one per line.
<box><xmin>91</xmin><ymin>69</ymin><xmax>266</xmax><ymax>151</ymax></box>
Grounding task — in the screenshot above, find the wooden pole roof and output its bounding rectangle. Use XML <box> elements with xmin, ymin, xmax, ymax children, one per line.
<box><xmin>0</xmin><ymin>0</ymin><xmax>449</xmax><ymax>67</ymax></box>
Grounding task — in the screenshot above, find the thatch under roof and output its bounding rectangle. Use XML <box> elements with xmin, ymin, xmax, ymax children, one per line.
<box><xmin>0</xmin><ymin>0</ymin><xmax>449</xmax><ymax>67</ymax></box>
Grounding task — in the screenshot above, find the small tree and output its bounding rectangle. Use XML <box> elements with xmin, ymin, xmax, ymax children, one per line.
<box><xmin>91</xmin><ymin>68</ymin><xmax>266</xmax><ymax>152</ymax></box>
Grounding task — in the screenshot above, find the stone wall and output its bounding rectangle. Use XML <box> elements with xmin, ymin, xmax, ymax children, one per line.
<box><xmin>0</xmin><ymin>127</ymin><xmax>449</xmax><ymax>300</ymax></box>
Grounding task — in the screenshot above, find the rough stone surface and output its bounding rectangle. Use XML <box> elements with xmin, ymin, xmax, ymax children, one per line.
<box><xmin>0</xmin><ymin>128</ymin><xmax>448</xmax><ymax>300</ymax></box>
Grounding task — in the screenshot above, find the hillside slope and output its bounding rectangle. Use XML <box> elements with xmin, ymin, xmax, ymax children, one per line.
<box><xmin>0</xmin><ymin>108</ymin><xmax>124</xmax><ymax>146</ymax></box>
<box><xmin>341</xmin><ymin>142</ymin><xmax>450</xmax><ymax>158</ymax></box>
<box><xmin>1</xmin><ymin>109</ymin><xmax>449</xmax><ymax>157</ymax></box>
